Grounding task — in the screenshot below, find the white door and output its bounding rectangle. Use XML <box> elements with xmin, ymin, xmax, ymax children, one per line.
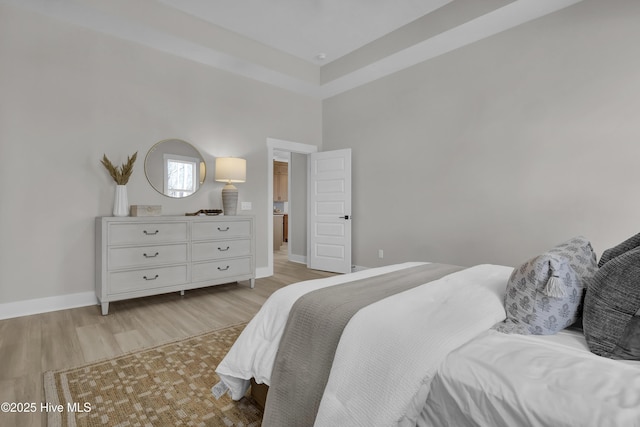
<box><xmin>308</xmin><ymin>149</ymin><xmax>352</xmax><ymax>273</ymax></box>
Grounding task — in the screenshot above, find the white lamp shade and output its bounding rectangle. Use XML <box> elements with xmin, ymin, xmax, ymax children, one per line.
<box><xmin>214</xmin><ymin>157</ymin><xmax>246</xmax><ymax>183</ymax></box>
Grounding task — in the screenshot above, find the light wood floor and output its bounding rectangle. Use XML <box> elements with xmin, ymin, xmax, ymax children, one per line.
<box><xmin>0</xmin><ymin>245</ymin><xmax>336</xmax><ymax>426</ymax></box>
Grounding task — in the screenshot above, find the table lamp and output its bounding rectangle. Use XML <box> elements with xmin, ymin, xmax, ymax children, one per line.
<box><xmin>214</xmin><ymin>157</ymin><xmax>246</xmax><ymax>215</ymax></box>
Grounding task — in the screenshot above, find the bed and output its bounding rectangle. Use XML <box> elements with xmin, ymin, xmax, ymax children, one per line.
<box><xmin>422</xmin><ymin>327</ymin><xmax>640</xmax><ymax>426</ymax></box>
<box><xmin>214</xmin><ymin>235</ymin><xmax>640</xmax><ymax>426</ymax></box>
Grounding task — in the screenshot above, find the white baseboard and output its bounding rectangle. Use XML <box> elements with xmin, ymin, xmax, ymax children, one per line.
<box><xmin>1</xmin><ymin>260</ymin><xmax>351</xmax><ymax>320</ymax></box>
<box><xmin>288</xmin><ymin>254</ymin><xmax>307</xmax><ymax>265</ymax></box>
<box><xmin>0</xmin><ymin>291</ymin><xmax>98</xmax><ymax>321</ymax></box>
<box><xmin>351</xmin><ymin>265</ymin><xmax>369</xmax><ymax>272</ymax></box>
<box><xmin>256</xmin><ymin>266</ymin><xmax>271</xmax><ymax>278</ymax></box>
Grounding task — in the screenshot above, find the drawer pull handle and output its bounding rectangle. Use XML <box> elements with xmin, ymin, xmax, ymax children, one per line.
<box><xmin>218</xmin><ymin>227</ymin><xmax>230</xmax><ymax>232</ymax></box>
<box><xmin>143</xmin><ymin>274</ymin><xmax>159</xmax><ymax>280</ymax></box>
<box><xmin>143</xmin><ymin>230</ymin><xmax>160</xmax><ymax>235</ymax></box>
<box><xmin>143</xmin><ymin>252</ymin><xmax>159</xmax><ymax>258</ymax></box>
<box><xmin>218</xmin><ymin>266</ymin><xmax>230</xmax><ymax>271</ymax></box>
<box><xmin>218</xmin><ymin>246</ymin><xmax>230</xmax><ymax>251</ymax></box>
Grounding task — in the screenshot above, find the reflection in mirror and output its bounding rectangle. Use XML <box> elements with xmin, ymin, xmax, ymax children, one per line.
<box><xmin>144</xmin><ymin>139</ymin><xmax>206</xmax><ymax>198</ymax></box>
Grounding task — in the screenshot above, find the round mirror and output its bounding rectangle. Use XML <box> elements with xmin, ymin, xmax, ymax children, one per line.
<box><xmin>144</xmin><ymin>139</ymin><xmax>206</xmax><ymax>198</ymax></box>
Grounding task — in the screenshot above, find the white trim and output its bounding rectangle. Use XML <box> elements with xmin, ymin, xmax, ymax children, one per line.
<box><xmin>318</xmin><ymin>0</ymin><xmax>584</xmax><ymax>99</ymax></box>
<box><xmin>267</xmin><ymin>138</ymin><xmax>320</xmax><ymax>154</ymax></box>
<box><xmin>256</xmin><ymin>266</ymin><xmax>271</xmax><ymax>279</ymax></box>
<box><xmin>0</xmin><ymin>292</ymin><xmax>98</xmax><ymax>320</ymax></box>
<box><xmin>5</xmin><ymin>0</ymin><xmax>582</xmax><ymax>100</ymax></box>
<box><xmin>266</xmin><ymin>138</ymin><xmax>318</xmax><ymax>277</ymax></box>
<box><xmin>0</xmin><ymin>269</ymin><xmax>275</xmax><ymax>319</ymax></box>
<box><xmin>288</xmin><ymin>254</ymin><xmax>307</xmax><ymax>265</ymax></box>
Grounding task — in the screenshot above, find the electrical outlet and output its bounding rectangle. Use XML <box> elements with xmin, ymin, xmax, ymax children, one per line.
<box><xmin>241</xmin><ymin>202</ymin><xmax>252</xmax><ymax>210</ymax></box>
<box><xmin>378</xmin><ymin>249</ymin><xmax>384</xmax><ymax>259</ymax></box>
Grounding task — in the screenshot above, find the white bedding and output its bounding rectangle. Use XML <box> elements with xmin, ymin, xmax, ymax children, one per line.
<box><xmin>215</xmin><ymin>262</ymin><xmax>514</xmax><ymax>425</ymax></box>
<box><xmin>422</xmin><ymin>328</ymin><xmax>640</xmax><ymax>427</ymax></box>
<box><xmin>314</xmin><ymin>264</ymin><xmax>512</xmax><ymax>426</ymax></box>
<box><xmin>215</xmin><ymin>262</ymin><xmax>431</xmax><ymax>400</ymax></box>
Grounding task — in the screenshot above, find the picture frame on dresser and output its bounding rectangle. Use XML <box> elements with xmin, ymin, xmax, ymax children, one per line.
<box><xmin>95</xmin><ymin>215</ymin><xmax>255</xmax><ymax>315</ymax></box>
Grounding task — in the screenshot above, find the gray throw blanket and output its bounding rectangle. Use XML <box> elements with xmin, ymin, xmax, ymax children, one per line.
<box><xmin>262</xmin><ymin>263</ymin><xmax>463</xmax><ymax>427</ymax></box>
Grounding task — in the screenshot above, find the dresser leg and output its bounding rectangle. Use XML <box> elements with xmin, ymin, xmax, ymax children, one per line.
<box><xmin>250</xmin><ymin>278</ymin><xmax>255</xmax><ymax>289</ymax></box>
<box><xmin>101</xmin><ymin>302</ymin><xmax>109</xmax><ymax>316</ymax></box>
<box><xmin>180</xmin><ymin>290</ymin><xmax>185</xmax><ymax>296</ymax></box>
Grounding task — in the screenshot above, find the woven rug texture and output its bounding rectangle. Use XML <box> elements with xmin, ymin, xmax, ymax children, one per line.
<box><xmin>43</xmin><ymin>323</ymin><xmax>262</xmax><ymax>426</ymax></box>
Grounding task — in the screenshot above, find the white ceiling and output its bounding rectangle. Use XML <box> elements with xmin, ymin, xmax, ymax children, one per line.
<box><xmin>3</xmin><ymin>0</ymin><xmax>584</xmax><ymax>99</ymax></box>
<box><xmin>156</xmin><ymin>0</ymin><xmax>452</xmax><ymax>64</ymax></box>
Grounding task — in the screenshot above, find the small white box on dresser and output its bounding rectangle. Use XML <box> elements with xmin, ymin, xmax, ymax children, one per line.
<box><xmin>95</xmin><ymin>215</ymin><xmax>255</xmax><ymax>315</ymax></box>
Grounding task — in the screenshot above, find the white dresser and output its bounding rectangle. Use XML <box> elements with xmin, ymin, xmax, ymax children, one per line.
<box><xmin>95</xmin><ymin>215</ymin><xmax>255</xmax><ymax>315</ymax></box>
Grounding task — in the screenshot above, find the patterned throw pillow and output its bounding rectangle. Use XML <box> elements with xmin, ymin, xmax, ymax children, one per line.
<box><xmin>494</xmin><ymin>236</ymin><xmax>598</xmax><ymax>335</ymax></box>
<box><xmin>583</xmin><ymin>246</ymin><xmax>640</xmax><ymax>360</ymax></box>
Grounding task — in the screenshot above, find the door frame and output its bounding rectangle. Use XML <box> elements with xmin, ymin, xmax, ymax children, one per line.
<box><xmin>265</xmin><ymin>138</ymin><xmax>318</xmax><ymax>277</ymax></box>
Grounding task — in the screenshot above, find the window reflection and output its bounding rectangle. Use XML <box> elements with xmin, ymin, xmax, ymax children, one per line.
<box><xmin>166</xmin><ymin>156</ymin><xmax>197</xmax><ymax>197</ymax></box>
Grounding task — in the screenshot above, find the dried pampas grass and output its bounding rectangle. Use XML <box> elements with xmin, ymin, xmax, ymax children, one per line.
<box><xmin>101</xmin><ymin>152</ymin><xmax>137</xmax><ymax>185</ymax></box>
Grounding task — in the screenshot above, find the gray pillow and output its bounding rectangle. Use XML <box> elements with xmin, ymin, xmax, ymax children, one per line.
<box><xmin>494</xmin><ymin>236</ymin><xmax>598</xmax><ymax>335</ymax></box>
<box><xmin>598</xmin><ymin>232</ymin><xmax>640</xmax><ymax>267</ymax></box>
<box><xmin>583</xmin><ymin>247</ymin><xmax>640</xmax><ymax>360</ymax></box>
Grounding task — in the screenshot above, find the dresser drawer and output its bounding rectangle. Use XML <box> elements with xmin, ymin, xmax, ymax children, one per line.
<box><xmin>108</xmin><ymin>244</ymin><xmax>188</xmax><ymax>270</ymax></box>
<box><xmin>109</xmin><ymin>222</ymin><xmax>188</xmax><ymax>245</ymax></box>
<box><xmin>108</xmin><ymin>265</ymin><xmax>188</xmax><ymax>294</ymax></box>
<box><xmin>192</xmin><ymin>220</ymin><xmax>251</xmax><ymax>240</ymax></box>
<box><xmin>192</xmin><ymin>257</ymin><xmax>252</xmax><ymax>282</ymax></box>
<box><xmin>192</xmin><ymin>239</ymin><xmax>251</xmax><ymax>261</ymax></box>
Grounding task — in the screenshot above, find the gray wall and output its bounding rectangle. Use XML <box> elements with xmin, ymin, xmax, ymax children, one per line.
<box><xmin>289</xmin><ymin>153</ymin><xmax>308</xmax><ymax>259</ymax></box>
<box><xmin>0</xmin><ymin>4</ymin><xmax>321</xmax><ymax>304</ymax></box>
<box><xmin>3</xmin><ymin>0</ymin><xmax>639</xmax><ymax>309</ymax></box>
<box><xmin>323</xmin><ymin>0</ymin><xmax>640</xmax><ymax>268</ymax></box>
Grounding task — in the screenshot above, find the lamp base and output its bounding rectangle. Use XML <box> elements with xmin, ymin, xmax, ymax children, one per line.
<box><xmin>221</xmin><ymin>184</ymin><xmax>238</xmax><ymax>216</ymax></box>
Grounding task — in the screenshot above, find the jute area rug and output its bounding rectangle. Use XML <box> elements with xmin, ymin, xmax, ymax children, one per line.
<box><xmin>44</xmin><ymin>323</ymin><xmax>262</xmax><ymax>426</ymax></box>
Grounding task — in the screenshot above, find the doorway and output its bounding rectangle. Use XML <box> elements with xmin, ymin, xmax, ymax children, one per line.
<box><xmin>266</xmin><ymin>138</ymin><xmax>318</xmax><ymax>277</ymax></box>
<box><xmin>272</xmin><ymin>150</ymin><xmax>289</xmax><ymax>267</ymax></box>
